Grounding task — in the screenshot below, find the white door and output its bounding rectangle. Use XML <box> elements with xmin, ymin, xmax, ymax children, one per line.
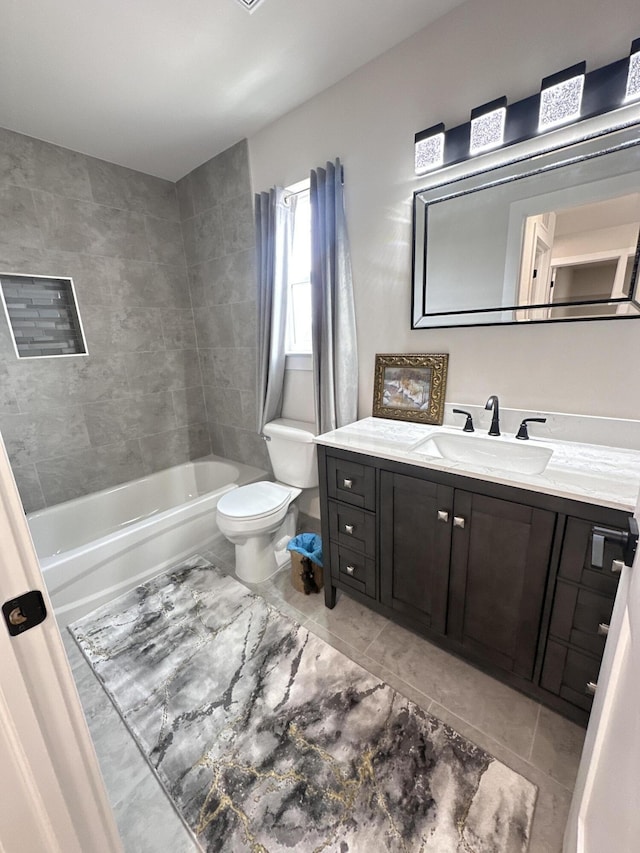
<box><xmin>0</xmin><ymin>436</ymin><xmax>122</xmax><ymax>853</ymax></box>
<box><xmin>564</xmin><ymin>497</ymin><xmax>640</xmax><ymax>852</ymax></box>
<box><xmin>517</xmin><ymin>211</ymin><xmax>556</xmax><ymax>320</ymax></box>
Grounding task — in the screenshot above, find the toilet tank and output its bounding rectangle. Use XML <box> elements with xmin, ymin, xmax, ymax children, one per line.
<box><xmin>262</xmin><ymin>418</ymin><xmax>318</xmax><ymax>488</ymax></box>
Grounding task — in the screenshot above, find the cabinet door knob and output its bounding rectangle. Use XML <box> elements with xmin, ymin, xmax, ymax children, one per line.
<box><xmin>453</xmin><ymin>516</ymin><xmax>466</xmax><ymax>529</ymax></box>
<box><xmin>611</xmin><ymin>559</ymin><xmax>624</xmax><ymax>574</ymax></box>
<box><xmin>437</xmin><ymin>510</ymin><xmax>449</xmax><ymax>523</ymax></box>
<box><xmin>345</xmin><ymin>565</ymin><xmax>355</xmax><ymax>575</ymax></box>
<box><xmin>344</xmin><ymin>524</ymin><xmax>354</xmax><ymax>535</ymax></box>
<box><xmin>586</xmin><ymin>681</ymin><xmax>598</xmax><ymax>696</ymax></box>
<box><xmin>597</xmin><ymin>622</ymin><xmax>610</xmax><ymax>636</ymax></box>
<box><xmin>343</xmin><ymin>478</ymin><xmax>353</xmax><ymax>489</ymax></box>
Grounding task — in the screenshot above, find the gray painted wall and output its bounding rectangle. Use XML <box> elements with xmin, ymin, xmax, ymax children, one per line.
<box><xmin>177</xmin><ymin>140</ymin><xmax>270</xmax><ymax>473</ymax></box>
<box><xmin>0</xmin><ymin>127</ymin><xmax>210</xmax><ymax>512</ymax></box>
<box><xmin>249</xmin><ymin>0</ymin><xmax>640</xmax><ymax>422</ymax></box>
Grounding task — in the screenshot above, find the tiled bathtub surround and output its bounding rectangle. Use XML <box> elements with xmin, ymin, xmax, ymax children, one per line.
<box><xmin>0</xmin><ymin>128</ymin><xmax>265</xmax><ymax>512</ymax></box>
<box><xmin>0</xmin><ymin>126</ymin><xmax>208</xmax><ymax>511</ymax></box>
<box><xmin>177</xmin><ymin>141</ymin><xmax>269</xmax><ymax>473</ymax></box>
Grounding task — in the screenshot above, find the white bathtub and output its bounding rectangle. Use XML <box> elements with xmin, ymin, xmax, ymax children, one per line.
<box><xmin>27</xmin><ymin>456</ymin><xmax>266</xmax><ymax>628</ymax></box>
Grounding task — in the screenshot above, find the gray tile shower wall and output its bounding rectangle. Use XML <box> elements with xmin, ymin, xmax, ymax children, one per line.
<box><xmin>0</xmin><ymin>127</ymin><xmax>209</xmax><ymax>512</ymax></box>
<box><xmin>178</xmin><ymin>140</ymin><xmax>269</xmax><ymax>473</ymax></box>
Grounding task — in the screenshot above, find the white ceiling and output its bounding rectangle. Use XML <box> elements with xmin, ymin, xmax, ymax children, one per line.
<box><xmin>0</xmin><ymin>0</ymin><xmax>467</xmax><ymax>181</ymax></box>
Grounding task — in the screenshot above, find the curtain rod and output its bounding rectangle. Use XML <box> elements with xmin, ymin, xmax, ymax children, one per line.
<box><xmin>283</xmin><ymin>186</ymin><xmax>309</xmax><ymax>205</ymax></box>
<box><xmin>282</xmin><ymin>163</ymin><xmax>344</xmax><ymax>204</ymax></box>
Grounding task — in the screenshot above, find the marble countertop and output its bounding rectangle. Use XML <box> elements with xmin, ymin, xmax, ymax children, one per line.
<box><xmin>315</xmin><ymin>417</ymin><xmax>640</xmax><ymax>512</ymax></box>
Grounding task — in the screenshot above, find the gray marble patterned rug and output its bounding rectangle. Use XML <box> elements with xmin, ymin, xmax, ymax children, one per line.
<box><xmin>70</xmin><ymin>560</ymin><xmax>537</xmax><ymax>852</ymax></box>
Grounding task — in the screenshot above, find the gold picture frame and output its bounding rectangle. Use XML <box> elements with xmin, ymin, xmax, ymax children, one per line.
<box><xmin>372</xmin><ymin>353</ymin><xmax>448</xmax><ymax>425</ymax></box>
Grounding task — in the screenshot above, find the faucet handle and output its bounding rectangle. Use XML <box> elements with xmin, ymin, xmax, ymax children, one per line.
<box><xmin>452</xmin><ymin>409</ymin><xmax>475</xmax><ymax>432</ymax></box>
<box><xmin>516</xmin><ymin>417</ymin><xmax>547</xmax><ymax>440</ymax></box>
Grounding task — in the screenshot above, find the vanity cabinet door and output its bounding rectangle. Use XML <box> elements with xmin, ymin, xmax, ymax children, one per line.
<box><xmin>447</xmin><ymin>491</ymin><xmax>556</xmax><ymax>679</ymax></box>
<box><xmin>379</xmin><ymin>471</ymin><xmax>453</xmax><ymax>634</ymax></box>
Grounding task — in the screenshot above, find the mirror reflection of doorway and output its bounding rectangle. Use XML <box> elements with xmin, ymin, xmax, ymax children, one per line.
<box><xmin>549</xmin><ymin>256</ymin><xmax>634</xmax><ymax>318</ymax></box>
<box><xmin>517</xmin><ymin>192</ymin><xmax>640</xmax><ymax>320</ymax></box>
<box><xmin>517</xmin><ymin>211</ymin><xmax>556</xmax><ymax>319</ymax></box>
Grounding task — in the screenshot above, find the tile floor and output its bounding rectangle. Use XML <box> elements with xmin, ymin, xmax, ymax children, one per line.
<box><xmin>62</xmin><ymin>532</ymin><xmax>586</xmax><ymax>852</ymax></box>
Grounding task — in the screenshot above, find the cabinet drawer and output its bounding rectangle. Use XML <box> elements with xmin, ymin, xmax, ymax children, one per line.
<box><xmin>549</xmin><ymin>580</ymin><xmax>614</xmax><ymax>657</ymax></box>
<box><xmin>558</xmin><ymin>517</ymin><xmax>625</xmax><ymax>595</ymax></box>
<box><xmin>327</xmin><ymin>456</ymin><xmax>375</xmax><ymax>510</ymax></box>
<box><xmin>328</xmin><ymin>501</ymin><xmax>376</xmax><ymax>556</ymax></box>
<box><xmin>540</xmin><ymin>640</ymin><xmax>601</xmax><ymax>712</ymax></box>
<box><xmin>330</xmin><ymin>542</ymin><xmax>376</xmax><ymax>598</ymax></box>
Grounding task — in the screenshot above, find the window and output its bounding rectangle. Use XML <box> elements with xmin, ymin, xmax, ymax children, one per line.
<box><xmin>285</xmin><ymin>181</ymin><xmax>312</xmax><ymax>354</ymax></box>
<box><xmin>0</xmin><ymin>273</ymin><xmax>88</xmax><ymax>359</ymax></box>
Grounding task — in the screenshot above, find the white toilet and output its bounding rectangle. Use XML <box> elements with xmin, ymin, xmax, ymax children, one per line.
<box><xmin>216</xmin><ymin>418</ymin><xmax>318</xmax><ymax>584</ymax></box>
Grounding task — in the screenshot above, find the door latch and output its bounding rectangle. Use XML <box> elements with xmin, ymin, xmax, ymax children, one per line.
<box><xmin>591</xmin><ymin>517</ymin><xmax>639</xmax><ymax>571</ymax></box>
<box><xmin>2</xmin><ymin>591</ymin><xmax>47</xmax><ymax>637</ymax></box>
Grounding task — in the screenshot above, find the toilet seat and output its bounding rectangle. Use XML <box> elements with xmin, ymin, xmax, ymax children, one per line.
<box><xmin>217</xmin><ymin>481</ymin><xmax>293</xmax><ymax>524</ymax></box>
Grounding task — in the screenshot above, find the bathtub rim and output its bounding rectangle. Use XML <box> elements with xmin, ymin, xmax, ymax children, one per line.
<box><xmin>49</xmin><ymin>501</ymin><xmax>231</xmax><ymax>627</ymax></box>
<box><xmin>29</xmin><ymin>454</ymin><xmax>268</xmax><ymax>570</ymax></box>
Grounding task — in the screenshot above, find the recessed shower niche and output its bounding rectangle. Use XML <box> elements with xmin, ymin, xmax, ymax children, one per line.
<box><xmin>0</xmin><ymin>273</ymin><xmax>87</xmax><ymax>359</ymax></box>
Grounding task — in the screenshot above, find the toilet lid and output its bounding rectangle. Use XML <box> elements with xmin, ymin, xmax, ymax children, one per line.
<box><xmin>217</xmin><ymin>481</ymin><xmax>292</xmax><ymax>521</ymax></box>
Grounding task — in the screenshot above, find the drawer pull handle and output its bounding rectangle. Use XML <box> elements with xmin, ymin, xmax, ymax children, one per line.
<box><xmin>586</xmin><ymin>681</ymin><xmax>598</xmax><ymax>696</ymax></box>
<box><xmin>437</xmin><ymin>510</ymin><xmax>449</xmax><ymax>523</ymax></box>
<box><xmin>597</xmin><ymin>622</ymin><xmax>610</xmax><ymax>637</ymax></box>
<box><xmin>453</xmin><ymin>516</ymin><xmax>466</xmax><ymax>529</ymax></box>
<box><xmin>344</xmin><ymin>524</ymin><xmax>354</xmax><ymax>535</ymax></box>
<box><xmin>343</xmin><ymin>478</ymin><xmax>353</xmax><ymax>489</ymax></box>
<box><xmin>611</xmin><ymin>559</ymin><xmax>624</xmax><ymax>574</ymax></box>
<box><xmin>345</xmin><ymin>565</ymin><xmax>355</xmax><ymax>575</ymax></box>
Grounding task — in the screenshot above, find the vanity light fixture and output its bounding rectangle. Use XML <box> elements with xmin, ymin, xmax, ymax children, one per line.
<box><xmin>469</xmin><ymin>97</ymin><xmax>507</xmax><ymax>154</ymax></box>
<box><xmin>625</xmin><ymin>37</ymin><xmax>640</xmax><ymax>102</ymax></box>
<box><xmin>414</xmin><ymin>123</ymin><xmax>445</xmax><ymax>174</ymax></box>
<box><xmin>538</xmin><ymin>63</ymin><xmax>586</xmax><ymax>131</ymax></box>
<box><xmin>233</xmin><ymin>0</ymin><xmax>266</xmax><ymax>12</ymax></box>
<box><xmin>414</xmin><ymin>42</ymin><xmax>640</xmax><ymax>175</ymax></box>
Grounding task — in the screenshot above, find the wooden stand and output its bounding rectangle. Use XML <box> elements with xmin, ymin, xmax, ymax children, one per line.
<box><xmin>290</xmin><ymin>552</ymin><xmax>324</xmax><ymax>594</ymax></box>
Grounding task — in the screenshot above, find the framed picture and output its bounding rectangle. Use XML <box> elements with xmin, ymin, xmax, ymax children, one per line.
<box><xmin>372</xmin><ymin>353</ymin><xmax>448</xmax><ymax>425</ymax></box>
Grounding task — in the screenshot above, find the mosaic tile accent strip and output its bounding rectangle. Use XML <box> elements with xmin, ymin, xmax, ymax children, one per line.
<box><xmin>0</xmin><ymin>274</ymin><xmax>87</xmax><ymax>358</ymax></box>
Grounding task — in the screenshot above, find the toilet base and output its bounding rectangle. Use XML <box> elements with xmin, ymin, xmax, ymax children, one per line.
<box><xmin>234</xmin><ymin>506</ymin><xmax>298</xmax><ymax>585</ymax></box>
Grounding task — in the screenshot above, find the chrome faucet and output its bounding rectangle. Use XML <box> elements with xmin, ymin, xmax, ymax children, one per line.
<box><xmin>485</xmin><ymin>395</ymin><xmax>500</xmax><ymax>436</ymax></box>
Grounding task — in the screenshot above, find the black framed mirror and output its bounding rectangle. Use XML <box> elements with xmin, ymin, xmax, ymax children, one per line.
<box><xmin>412</xmin><ymin>118</ymin><xmax>640</xmax><ymax>328</ymax></box>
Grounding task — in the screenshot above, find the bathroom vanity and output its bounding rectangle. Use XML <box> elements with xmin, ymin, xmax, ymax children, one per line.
<box><xmin>316</xmin><ymin>417</ymin><xmax>640</xmax><ymax>725</ymax></box>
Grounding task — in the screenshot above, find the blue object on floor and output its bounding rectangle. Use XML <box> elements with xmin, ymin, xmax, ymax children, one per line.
<box><xmin>287</xmin><ymin>533</ymin><xmax>323</xmax><ymax>567</ymax></box>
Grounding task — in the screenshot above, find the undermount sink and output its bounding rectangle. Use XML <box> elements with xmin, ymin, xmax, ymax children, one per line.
<box><xmin>412</xmin><ymin>431</ymin><xmax>553</xmax><ymax>475</ymax></box>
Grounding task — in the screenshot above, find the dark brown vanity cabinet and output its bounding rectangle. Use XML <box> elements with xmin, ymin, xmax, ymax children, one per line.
<box><xmin>325</xmin><ymin>454</ymin><xmax>377</xmax><ymax>600</ymax></box>
<box><xmin>446</xmin><ymin>491</ymin><xmax>556</xmax><ymax>680</ymax></box>
<box><xmin>318</xmin><ymin>445</ymin><xmax>629</xmax><ymax>724</ymax></box>
<box><xmin>379</xmin><ymin>472</ymin><xmax>555</xmax><ymax>679</ymax></box>
<box><xmin>539</xmin><ymin>516</ymin><xmax>626</xmax><ymax>715</ymax></box>
<box><xmin>379</xmin><ymin>472</ymin><xmax>453</xmax><ymax>635</ymax></box>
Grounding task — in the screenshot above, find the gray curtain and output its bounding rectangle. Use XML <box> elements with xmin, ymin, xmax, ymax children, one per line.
<box><xmin>256</xmin><ymin>187</ymin><xmax>294</xmax><ymax>432</ymax></box>
<box><xmin>310</xmin><ymin>158</ymin><xmax>358</xmax><ymax>434</ymax></box>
